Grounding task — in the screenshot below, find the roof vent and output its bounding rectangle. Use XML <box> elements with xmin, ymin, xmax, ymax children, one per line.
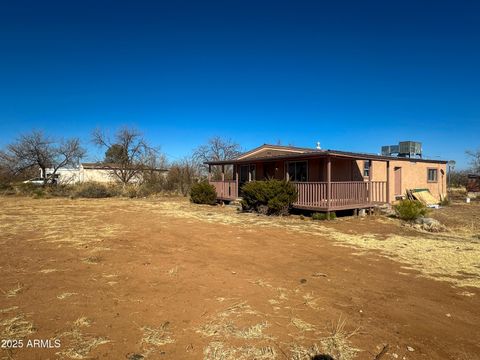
<box><xmin>316</xmin><ymin>141</ymin><xmax>321</xmax><ymax>150</ymax></box>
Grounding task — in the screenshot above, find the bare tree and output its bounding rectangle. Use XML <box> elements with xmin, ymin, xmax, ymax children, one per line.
<box><xmin>466</xmin><ymin>148</ymin><xmax>480</xmax><ymax>173</ymax></box>
<box><xmin>0</xmin><ymin>131</ymin><xmax>85</xmax><ymax>184</ymax></box>
<box><xmin>92</xmin><ymin>127</ymin><xmax>161</xmax><ymax>185</ymax></box>
<box><xmin>192</xmin><ymin>136</ymin><xmax>242</xmax><ymax>177</ymax></box>
<box><xmin>165</xmin><ymin>157</ymin><xmax>200</xmax><ymax>196</ymax></box>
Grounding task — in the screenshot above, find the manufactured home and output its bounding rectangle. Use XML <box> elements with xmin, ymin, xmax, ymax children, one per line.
<box><xmin>42</xmin><ymin>163</ymin><xmax>168</xmax><ymax>185</ymax></box>
<box><xmin>205</xmin><ymin>144</ymin><xmax>447</xmax><ymax>212</ymax></box>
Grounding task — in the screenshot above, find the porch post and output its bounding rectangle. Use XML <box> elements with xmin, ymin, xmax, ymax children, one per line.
<box><xmin>386</xmin><ymin>161</ymin><xmax>390</xmax><ymax>204</ymax></box>
<box><xmin>368</xmin><ymin>160</ymin><xmax>372</xmax><ymax>204</ymax></box>
<box><xmin>208</xmin><ymin>164</ymin><xmax>212</xmax><ymax>182</ymax></box>
<box><xmin>327</xmin><ymin>156</ymin><xmax>331</xmax><ymax>213</ymax></box>
<box><xmin>248</xmin><ymin>164</ymin><xmax>252</xmax><ymax>182</ymax></box>
<box><xmin>221</xmin><ymin>165</ymin><xmax>225</xmax><ymax>181</ymax></box>
<box><xmin>235</xmin><ymin>165</ymin><xmax>239</xmax><ymax>198</ymax></box>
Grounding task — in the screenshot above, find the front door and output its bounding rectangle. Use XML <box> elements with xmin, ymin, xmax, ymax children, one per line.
<box><xmin>394</xmin><ymin>167</ymin><xmax>402</xmax><ymax>197</ymax></box>
<box><xmin>239</xmin><ymin>165</ymin><xmax>249</xmax><ymax>194</ymax></box>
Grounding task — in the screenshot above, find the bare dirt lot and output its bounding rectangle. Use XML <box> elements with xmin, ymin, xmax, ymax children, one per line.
<box><xmin>1</xmin><ymin>197</ymin><xmax>479</xmax><ymax>360</ymax></box>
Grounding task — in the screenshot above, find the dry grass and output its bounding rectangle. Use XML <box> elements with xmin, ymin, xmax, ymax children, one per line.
<box><xmin>291</xmin><ymin>317</ymin><xmax>315</xmax><ymax>332</ymax></box>
<box><xmin>0</xmin><ymin>315</ymin><xmax>35</xmax><ymax>338</ymax></box>
<box><xmin>141</xmin><ymin>322</ymin><xmax>175</xmax><ymax>346</ymax></box>
<box><xmin>290</xmin><ymin>343</ymin><xmax>323</xmax><ymax>360</ymax></box>
<box><xmin>319</xmin><ymin>318</ymin><xmax>359</xmax><ymax>360</ymax></box>
<box><xmin>203</xmin><ymin>341</ymin><xmax>277</xmax><ymax>360</ymax></box>
<box><xmin>58</xmin><ymin>328</ymin><xmax>110</xmax><ymax>359</ymax></box>
<box><xmin>82</xmin><ymin>256</ymin><xmax>102</xmax><ymax>264</ymax></box>
<box><xmin>57</xmin><ymin>292</ymin><xmax>77</xmax><ymax>300</ymax></box>
<box><xmin>39</xmin><ymin>268</ymin><xmax>58</xmax><ymax>274</ymax></box>
<box><xmin>0</xmin><ymin>306</ymin><xmax>19</xmax><ymax>313</ymax></box>
<box><xmin>4</xmin><ymin>283</ymin><xmax>23</xmax><ymax>297</ymax></box>
<box><xmin>74</xmin><ymin>317</ymin><xmax>91</xmax><ymax>327</ymax></box>
<box><xmin>167</xmin><ymin>266</ymin><xmax>179</xmax><ymax>277</ymax></box>
<box><xmin>0</xmin><ymin>198</ymin><xmax>124</xmax><ymax>252</ymax></box>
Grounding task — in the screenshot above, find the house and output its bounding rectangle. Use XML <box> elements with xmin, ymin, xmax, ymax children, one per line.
<box><xmin>205</xmin><ymin>144</ymin><xmax>447</xmax><ymax>213</ymax></box>
<box><xmin>42</xmin><ymin>163</ymin><xmax>168</xmax><ymax>185</ymax></box>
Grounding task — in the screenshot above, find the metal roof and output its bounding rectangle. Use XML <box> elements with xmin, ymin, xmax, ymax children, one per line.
<box><xmin>204</xmin><ymin>144</ymin><xmax>447</xmax><ymax>165</ymax></box>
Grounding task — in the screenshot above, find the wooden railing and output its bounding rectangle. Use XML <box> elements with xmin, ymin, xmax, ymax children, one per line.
<box><xmin>293</xmin><ymin>181</ymin><xmax>387</xmax><ymax>209</ymax></box>
<box><xmin>210</xmin><ymin>180</ymin><xmax>387</xmax><ymax>209</ymax></box>
<box><xmin>210</xmin><ymin>180</ymin><xmax>238</xmax><ymax>200</ymax></box>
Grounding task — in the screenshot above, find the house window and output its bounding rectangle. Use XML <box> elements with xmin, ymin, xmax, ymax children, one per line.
<box><xmin>363</xmin><ymin>161</ymin><xmax>371</xmax><ymax>177</ymax></box>
<box><xmin>287</xmin><ymin>161</ymin><xmax>308</xmax><ymax>182</ymax></box>
<box><xmin>427</xmin><ymin>168</ymin><xmax>438</xmax><ymax>182</ymax></box>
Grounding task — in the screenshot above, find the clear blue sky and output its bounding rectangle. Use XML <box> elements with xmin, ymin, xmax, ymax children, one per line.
<box><xmin>0</xmin><ymin>1</ymin><xmax>478</xmax><ymax>168</ymax></box>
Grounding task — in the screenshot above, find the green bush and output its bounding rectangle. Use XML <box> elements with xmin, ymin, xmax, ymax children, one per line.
<box><xmin>190</xmin><ymin>182</ymin><xmax>217</xmax><ymax>205</ymax></box>
<box><xmin>312</xmin><ymin>212</ymin><xmax>336</xmax><ymax>220</ymax></box>
<box><xmin>73</xmin><ymin>182</ymin><xmax>118</xmax><ymax>198</ymax></box>
<box><xmin>394</xmin><ymin>199</ymin><xmax>428</xmax><ymax>221</ymax></box>
<box><xmin>241</xmin><ymin>180</ymin><xmax>297</xmax><ymax>215</ymax></box>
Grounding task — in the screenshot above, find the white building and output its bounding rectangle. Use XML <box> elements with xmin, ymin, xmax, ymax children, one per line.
<box><xmin>42</xmin><ymin>163</ymin><xmax>168</xmax><ymax>185</ymax></box>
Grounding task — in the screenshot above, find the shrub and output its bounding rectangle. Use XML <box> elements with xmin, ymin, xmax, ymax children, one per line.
<box><xmin>14</xmin><ymin>183</ymin><xmax>45</xmax><ymax>197</ymax></box>
<box><xmin>190</xmin><ymin>182</ymin><xmax>217</xmax><ymax>205</ymax></box>
<box><xmin>73</xmin><ymin>182</ymin><xmax>117</xmax><ymax>198</ymax></box>
<box><xmin>241</xmin><ymin>180</ymin><xmax>297</xmax><ymax>215</ymax></box>
<box><xmin>312</xmin><ymin>212</ymin><xmax>336</xmax><ymax>220</ymax></box>
<box><xmin>393</xmin><ymin>199</ymin><xmax>428</xmax><ymax>221</ymax></box>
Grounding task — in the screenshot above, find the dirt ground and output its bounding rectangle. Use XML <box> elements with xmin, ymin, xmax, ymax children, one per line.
<box><xmin>0</xmin><ymin>197</ymin><xmax>479</xmax><ymax>360</ymax></box>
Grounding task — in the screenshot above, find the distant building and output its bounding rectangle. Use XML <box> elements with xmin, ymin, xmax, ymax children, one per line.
<box><xmin>41</xmin><ymin>162</ymin><xmax>168</xmax><ymax>184</ymax></box>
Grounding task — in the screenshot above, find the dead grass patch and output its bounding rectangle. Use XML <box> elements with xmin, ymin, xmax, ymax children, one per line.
<box><xmin>0</xmin><ymin>306</ymin><xmax>19</xmax><ymax>313</ymax></box>
<box><xmin>203</xmin><ymin>341</ymin><xmax>277</xmax><ymax>360</ymax></box>
<box><xmin>290</xmin><ymin>343</ymin><xmax>323</xmax><ymax>360</ymax></box>
<box><xmin>141</xmin><ymin>322</ymin><xmax>175</xmax><ymax>347</ymax></box>
<box><xmin>57</xmin><ymin>292</ymin><xmax>77</xmax><ymax>300</ymax></box>
<box><xmin>291</xmin><ymin>318</ymin><xmax>315</xmax><ymax>332</ymax></box>
<box><xmin>58</xmin><ymin>327</ymin><xmax>110</xmax><ymax>359</ymax></box>
<box><xmin>0</xmin><ymin>315</ymin><xmax>36</xmax><ymax>338</ymax></box>
<box><xmin>82</xmin><ymin>256</ymin><xmax>102</xmax><ymax>264</ymax></box>
<box><xmin>4</xmin><ymin>283</ymin><xmax>23</xmax><ymax>297</ymax></box>
<box><xmin>167</xmin><ymin>266</ymin><xmax>179</xmax><ymax>277</ymax></box>
<box><xmin>74</xmin><ymin>317</ymin><xmax>91</xmax><ymax>327</ymax></box>
<box><xmin>319</xmin><ymin>318</ymin><xmax>359</xmax><ymax>360</ymax></box>
<box><xmin>39</xmin><ymin>268</ymin><xmax>58</xmax><ymax>274</ymax></box>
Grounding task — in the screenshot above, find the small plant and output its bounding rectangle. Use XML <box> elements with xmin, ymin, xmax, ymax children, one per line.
<box><xmin>241</xmin><ymin>180</ymin><xmax>297</xmax><ymax>216</ymax></box>
<box><xmin>393</xmin><ymin>199</ymin><xmax>428</xmax><ymax>221</ymax></box>
<box><xmin>312</xmin><ymin>212</ymin><xmax>336</xmax><ymax>221</ymax></box>
<box><xmin>190</xmin><ymin>182</ymin><xmax>217</xmax><ymax>205</ymax></box>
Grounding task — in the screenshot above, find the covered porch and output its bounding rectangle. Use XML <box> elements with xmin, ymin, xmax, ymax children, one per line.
<box><xmin>207</xmin><ymin>152</ymin><xmax>391</xmax><ymax>212</ymax></box>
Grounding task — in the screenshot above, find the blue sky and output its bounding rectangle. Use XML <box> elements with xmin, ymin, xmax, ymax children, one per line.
<box><xmin>0</xmin><ymin>1</ymin><xmax>479</xmax><ymax>168</ymax></box>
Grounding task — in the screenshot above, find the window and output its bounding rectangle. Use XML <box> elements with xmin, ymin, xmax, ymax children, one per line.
<box><xmin>287</xmin><ymin>161</ymin><xmax>308</xmax><ymax>181</ymax></box>
<box><xmin>363</xmin><ymin>160</ymin><xmax>371</xmax><ymax>177</ymax></box>
<box><xmin>427</xmin><ymin>168</ymin><xmax>438</xmax><ymax>182</ymax></box>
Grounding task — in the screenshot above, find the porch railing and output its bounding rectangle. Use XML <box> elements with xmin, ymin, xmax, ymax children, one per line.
<box><xmin>210</xmin><ymin>180</ymin><xmax>238</xmax><ymax>200</ymax></box>
<box><xmin>293</xmin><ymin>181</ymin><xmax>387</xmax><ymax>209</ymax></box>
<box><xmin>209</xmin><ymin>180</ymin><xmax>387</xmax><ymax>209</ymax></box>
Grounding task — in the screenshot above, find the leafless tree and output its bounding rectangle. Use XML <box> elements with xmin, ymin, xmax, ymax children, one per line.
<box><xmin>0</xmin><ymin>131</ymin><xmax>85</xmax><ymax>184</ymax></box>
<box><xmin>192</xmin><ymin>136</ymin><xmax>241</xmax><ymax>177</ymax></box>
<box><xmin>466</xmin><ymin>148</ymin><xmax>480</xmax><ymax>173</ymax></box>
<box><xmin>165</xmin><ymin>157</ymin><xmax>200</xmax><ymax>196</ymax></box>
<box><xmin>92</xmin><ymin>127</ymin><xmax>162</xmax><ymax>185</ymax></box>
